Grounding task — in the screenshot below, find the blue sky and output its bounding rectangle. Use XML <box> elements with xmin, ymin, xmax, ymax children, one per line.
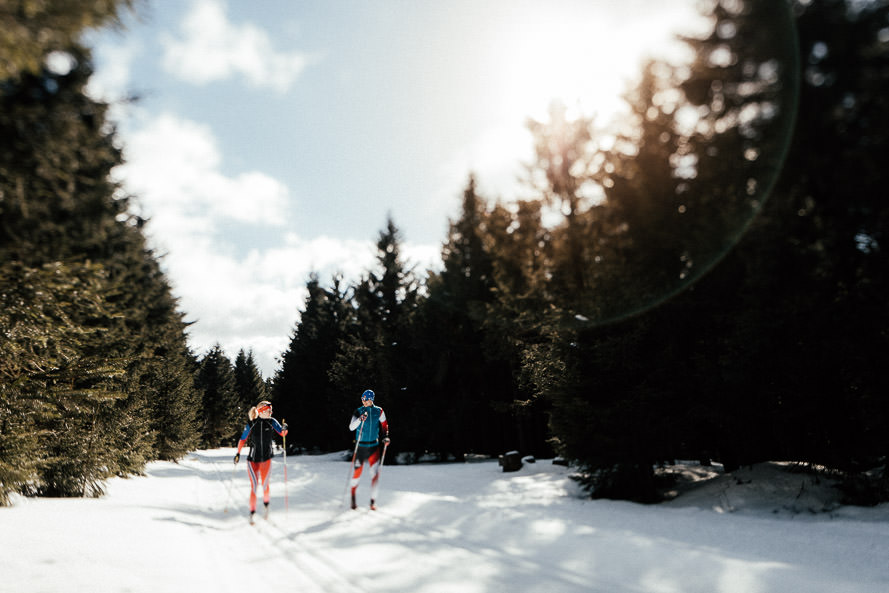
<box><xmin>85</xmin><ymin>0</ymin><xmax>706</xmax><ymax>377</ymax></box>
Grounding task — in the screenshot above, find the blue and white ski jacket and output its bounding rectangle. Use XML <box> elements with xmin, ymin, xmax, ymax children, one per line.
<box><xmin>349</xmin><ymin>405</ymin><xmax>388</xmax><ymax>448</ymax></box>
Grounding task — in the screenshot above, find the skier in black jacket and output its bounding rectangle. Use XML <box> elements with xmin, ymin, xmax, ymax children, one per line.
<box><xmin>234</xmin><ymin>401</ymin><xmax>287</xmax><ymax>520</ymax></box>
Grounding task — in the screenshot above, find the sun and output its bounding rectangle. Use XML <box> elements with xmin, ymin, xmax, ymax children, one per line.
<box><xmin>482</xmin><ymin>1</ymin><xmax>708</xmax><ymax>127</ymax></box>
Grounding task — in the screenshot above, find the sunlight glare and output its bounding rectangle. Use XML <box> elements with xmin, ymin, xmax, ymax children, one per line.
<box><xmin>484</xmin><ymin>1</ymin><xmax>709</xmax><ymax>126</ymax></box>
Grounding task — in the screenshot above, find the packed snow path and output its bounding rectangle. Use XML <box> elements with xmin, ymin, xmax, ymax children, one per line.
<box><xmin>2</xmin><ymin>449</ymin><xmax>888</xmax><ymax>593</ymax></box>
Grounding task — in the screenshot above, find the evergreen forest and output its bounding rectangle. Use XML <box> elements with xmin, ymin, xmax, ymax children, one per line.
<box><xmin>2</xmin><ymin>0</ymin><xmax>887</xmax><ymax>506</ymax></box>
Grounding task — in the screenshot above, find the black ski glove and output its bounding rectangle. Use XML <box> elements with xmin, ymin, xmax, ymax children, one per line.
<box><xmin>233</xmin><ymin>452</ymin><xmax>240</xmax><ymax>464</ymax></box>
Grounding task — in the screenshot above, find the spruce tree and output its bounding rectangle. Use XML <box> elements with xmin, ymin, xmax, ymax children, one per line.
<box><xmin>0</xmin><ymin>45</ymin><xmax>185</xmax><ymax>498</ymax></box>
<box><xmin>0</xmin><ymin>0</ymin><xmax>134</xmax><ymax>81</ymax></box>
<box><xmin>0</xmin><ymin>1</ymin><xmax>201</xmax><ymax>502</ymax></box>
<box><xmin>419</xmin><ymin>176</ymin><xmax>535</xmax><ymax>457</ymax></box>
<box><xmin>273</xmin><ymin>274</ymin><xmax>353</xmax><ymax>451</ymax></box>
<box><xmin>525</xmin><ymin>102</ymin><xmax>600</xmax><ymax>304</ymax></box>
<box><xmin>0</xmin><ymin>261</ymin><xmax>128</xmax><ymax>499</ymax></box>
<box><xmin>527</xmin><ymin>0</ymin><xmax>889</xmax><ymax>503</ymax></box>
<box><xmin>329</xmin><ymin>216</ymin><xmax>421</xmax><ymax>453</ymax></box>
<box><xmin>516</xmin><ymin>0</ymin><xmax>801</xmax><ymax>499</ymax></box>
<box><xmin>196</xmin><ymin>345</ymin><xmax>240</xmax><ymax>448</ymax></box>
<box><xmin>234</xmin><ymin>349</ymin><xmax>267</xmax><ymax>413</ymax></box>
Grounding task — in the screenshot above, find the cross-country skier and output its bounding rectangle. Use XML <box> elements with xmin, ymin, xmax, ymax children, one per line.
<box><xmin>348</xmin><ymin>389</ymin><xmax>390</xmax><ymax>510</ymax></box>
<box><xmin>233</xmin><ymin>401</ymin><xmax>287</xmax><ymax>521</ymax></box>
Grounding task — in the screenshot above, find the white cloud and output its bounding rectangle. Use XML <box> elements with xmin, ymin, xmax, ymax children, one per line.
<box><xmin>118</xmin><ymin>112</ymin><xmax>290</xmax><ymax>239</ymax></box>
<box><xmin>85</xmin><ymin>43</ymin><xmax>135</xmax><ymax>100</ymax></box>
<box><xmin>84</xmin><ymin>36</ymin><xmax>142</xmax><ymax>128</ymax></box>
<box><xmin>180</xmin><ymin>233</ymin><xmax>442</xmax><ymax>379</ymax></box>
<box><xmin>180</xmin><ymin>233</ymin><xmax>440</xmax><ymax>377</ymax></box>
<box><xmin>161</xmin><ymin>0</ymin><xmax>310</xmax><ymax>92</ymax></box>
<box><xmin>113</xmin><ymin>111</ymin><xmax>440</xmax><ymax>378</ymax></box>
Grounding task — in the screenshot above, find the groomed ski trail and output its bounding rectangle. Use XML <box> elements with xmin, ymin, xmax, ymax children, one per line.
<box><xmin>5</xmin><ymin>448</ymin><xmax>889</xmax><ymax>593</ymax></box>
<box><xmin>199</xmin><ymin>449</ymin><xmax>647</xmax><ymax>593</ymax></box>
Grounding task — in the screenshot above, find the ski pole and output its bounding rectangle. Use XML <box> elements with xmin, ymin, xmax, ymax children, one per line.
<box><xmin>225</xmin><ymin>452</ymin><xmax>238</xmax><ymax>513</ymax></box>
<box><xmin>282</xmin><ymin>418</ymin><xmax>288</xmax><ymax>514</ymax></box>
<box><xmin>344</xmin><ymin>416</ymin><xmax>365</xmax><ymax>506</ymax></box>
<box><xmin>379</xmin><ymin>440</ymin><xmax>389</xmax><ymax>468</ymax></box>
<box><xmin>374</xmin><ymin>440</ymin><xmax>390</xmax><ymax>505</ymax></box>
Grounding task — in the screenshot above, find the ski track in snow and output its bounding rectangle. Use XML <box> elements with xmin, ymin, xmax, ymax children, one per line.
<box><xmin>255</xmin><ymin>457</ymin><xmax>635</xmax><ymax>593</ymax></box>
<box><xmin>227</xmin><ymin>456</ymin><xmax>604</xmax><ymax>593</ymax></box>
<box><xmin>2</xmin><ymin>448</ymin><xmax>889</xmax><ymax>593</ymax></box>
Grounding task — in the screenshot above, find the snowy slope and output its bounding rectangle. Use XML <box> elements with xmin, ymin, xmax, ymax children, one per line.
<box><xmin>1</xmin><ymin>449</ymin><xmax>888</xmax><ymax>593</ymax></box>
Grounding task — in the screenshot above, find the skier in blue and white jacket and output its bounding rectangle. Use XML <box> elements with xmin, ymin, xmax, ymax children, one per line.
<box><xmin>348</xmin><ymin>389</ymin><xmax>390</xmax><ymax>510</ymax></box>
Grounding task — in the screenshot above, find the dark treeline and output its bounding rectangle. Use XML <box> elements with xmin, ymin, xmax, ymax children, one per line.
<box><xmin>273</xmin><ymin>208</ymin><xmax>550</xmax><ymax>461</ymax></box>
<box><xmin>273</xmin><ymin>0</ymin><xmax>888</xmax><ymax>503</ymax></box>
<box><xmin>0</xmin><ymin>2</ymin><xmax>267</xmax><ymax>504</ymax></box>
<box><xmin>2</xmin><ymin>0</ymin><xmax>887</xmax><ymax>506</ymax></box>
<box><xmin>0</xmin><ymin>35</ymin><xmax>201</xmax><ymax>501</ymax></box>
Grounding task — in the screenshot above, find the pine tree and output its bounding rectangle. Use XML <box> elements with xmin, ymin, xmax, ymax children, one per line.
<box><xmin>0</xmin><ymin>261</ymin><xmax>129</xmax><ymax>499</ymax></box>
<box><xmin>0</xmin><ymin>3</ymin><xmax>200</xmax><ymax>502</ymax></box>
<box><xmin>419</xmin><ymin>176</ymin><xmax>536</xmax><ymax>458</ymax></box>
<box><xmin>515</xmin><ymin>0</ymin><xmax>802</xmax><ymax>500</ymax></box>
<box><xmin>0</xmin><ymin>47</ymin><xmax>148</xmax><ymax>497</ymax></box>
<box><xmin>525</xmin><ymin>102</ymin><xmax>600</xmax><ymax>304</ymax></box>
<box><xmin>234</xmin><ymin>349</ymin><xmax>266</xmax><ymax>413</ymax></box>
<box><xmin>196</xmin><ymin>345</ymin><xmax>240</xmax><ymax>448</ymax></box>
<box><xmin>695</xmin><ymin>0</ymin><xmax>889</xmax><ymax>482</ymax></box>
<box><xmin>329</xmin><ymin>216</ymin><xmax>421</xmax><ymax>453</ymax></box>
<box><xmin>481</xmin><ymin>196</ymin><xmax>559</xmax><ymax>457</ymax></box>
<box><xmin>95</xmin><ymin>227</ymin><xmax>201</xmax><ymax>470</ymax></box>
<box><xmin>273</xmin><ymin>274</ymin><xmax>353</xmax><ymax>451</ymax></box>
<box><xmin>131</xmin><ymin>255</ymin><xmax>201</xmax><ymax>462</ymax></box>
<box><xmin>0</xmin><ymin>0</ymin><xmax>134</xmax><ymax>81</ymax></box>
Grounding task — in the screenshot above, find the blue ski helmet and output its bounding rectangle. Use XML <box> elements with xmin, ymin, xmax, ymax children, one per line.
<box><xmin>361</xmin><ymin>389</ymin><xmax>375</xmax><ymax>401</ymax></box>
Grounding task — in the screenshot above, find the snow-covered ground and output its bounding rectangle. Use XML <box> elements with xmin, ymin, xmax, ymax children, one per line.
<box><xmin>2</xmin><ymin>449</ymin><xmax>888</xmax><ymax>593</ymax></box>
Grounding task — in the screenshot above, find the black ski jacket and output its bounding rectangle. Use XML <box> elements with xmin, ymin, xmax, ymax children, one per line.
<box><xmin>237</xmin><ymin>417</ymin><xmax>286</xmax><ymax>462</ymax></box>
